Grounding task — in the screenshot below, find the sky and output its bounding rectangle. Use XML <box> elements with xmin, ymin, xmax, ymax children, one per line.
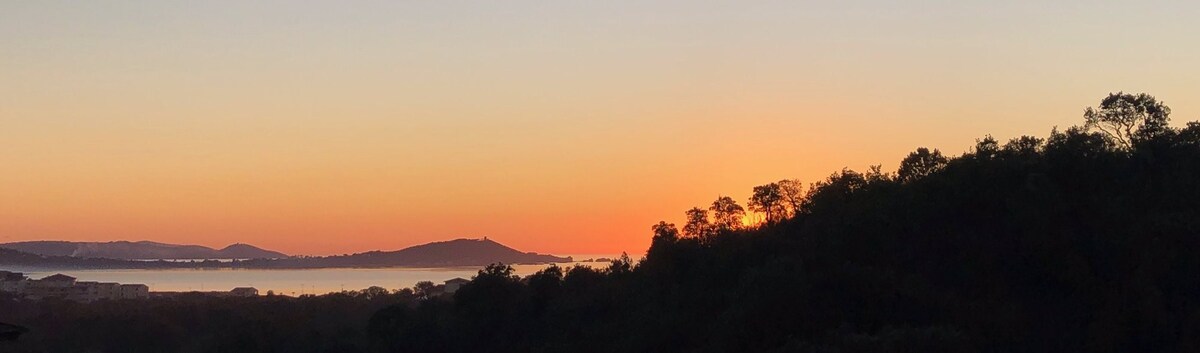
<box><xmin>2</xmin><ymin>1</ymin><xmax>1198</xmax><ymax>256</ymax></box>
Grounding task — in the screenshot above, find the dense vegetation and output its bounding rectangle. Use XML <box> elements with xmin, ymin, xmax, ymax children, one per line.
<box><xmin>0</xmin><ymin>289</ymin><xmax>406</xmax><ymax>352</ymax></box>
<box><xmin>3</xmin><ymin>92</ymin><xmax>1198</xmax><ymax>352</ymax></box>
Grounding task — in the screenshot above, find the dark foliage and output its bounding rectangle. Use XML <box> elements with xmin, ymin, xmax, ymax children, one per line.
<box><xmin>364</xmin><ymin>95</ymin><xmax>1200</xmax><ymax>353</ymax></box>
<box><xmin>0</xmin><ymin>289</ymin><xmax>413</xmax><ymax>353</ymax></box>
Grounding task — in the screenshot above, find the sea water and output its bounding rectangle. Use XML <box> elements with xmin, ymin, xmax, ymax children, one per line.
<box><xmin>5</xmin><ymin>254</ymin><xmax>619</xmax><ymax>295</ymax></box>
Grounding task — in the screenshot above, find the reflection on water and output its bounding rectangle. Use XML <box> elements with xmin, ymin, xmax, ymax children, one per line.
<box><xmin>8</xmin><ymin>255</ymin><xmax>619</xmax><ymax>295</ymax></box>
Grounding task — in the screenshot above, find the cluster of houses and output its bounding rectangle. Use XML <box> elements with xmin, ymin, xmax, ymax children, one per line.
<box><xmin>151</xmin><ymin>287</ymin><xmax>259</xmax><ymax>298</ymax></box>
<box><xmin>0</xmin><ymin>271</ymin><xmax>149</xmax><ymax>301</ymax></box>
<box><xmin>0</xmin><ymin>270</ymin><xmax>263</xmax><ymax>301</ymax></box>
<box><xmin>0</xmin><ymin>269</ymin><xmax>475</xmax><ymax>302</ymax></box>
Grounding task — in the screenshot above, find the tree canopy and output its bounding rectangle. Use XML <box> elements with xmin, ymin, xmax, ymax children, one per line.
<box><xmin>897</xmin><ymin>147</ymin><xmax>948</xmax><ymax>182</ymax></box>
<box><xmin>1084</xmin><ymin>92</ymin><xmax>1171</xmax><ymax>149</ymax></box>
<box><xmin>708</xmin><ymin>196</ymin><xmax>746</xmax><ymax>232</ymax></box>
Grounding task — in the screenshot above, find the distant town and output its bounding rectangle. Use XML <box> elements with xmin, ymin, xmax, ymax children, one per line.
<box><xmin>1</xmin><ymin>270</ymin><xmax>152</xmax><ymax>301</ymax></box>
<box><xmin>0</xmin><ymin>237</ymin><xmax>584</xmax><ymax>304</ymax></box>
<box><xmin>0</xmin><ymin>269</ymin><xmax>481</xmax><ymax>302</ymax></box>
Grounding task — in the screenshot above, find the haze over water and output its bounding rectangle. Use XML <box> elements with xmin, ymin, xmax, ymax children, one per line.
<box><xmin>13</xmin><ymin>255</ymin><xmax>615</xmax><ymax>295</ymax></box>
<box><xmin>5</xmin><ymin>2</ymin><xmax>1197</xmax><ymax>257</ymax></box>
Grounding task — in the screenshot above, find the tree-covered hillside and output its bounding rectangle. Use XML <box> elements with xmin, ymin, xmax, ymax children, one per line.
<box><xmin>368</xmin><ymin>92</ymin><xmax>1200</xmax><ymax>353</ymax></box>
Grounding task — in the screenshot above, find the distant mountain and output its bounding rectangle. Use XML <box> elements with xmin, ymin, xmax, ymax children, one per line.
<box><xmin>218</xmin><ymin>243</ymin><xmax>287</xmax><ymax>259</ymax></box>
<box><xmin>247</xmin><ymin>238</ymin><xmax>572</xmax><ymax>268</ymax></box>
<box><xmin>0</xmin><ymin>238</ymin><xmax>567</xmax><ymax>269</ymax></box>
<box><xmin>0</xmin><ymin>248</ymin><xmax>170</xmax><ymax>269</ymax></box>
<box><xmin>0</xmin><ymin>241</ymin><xmax>288</xmax><ymax>260</ymax></box>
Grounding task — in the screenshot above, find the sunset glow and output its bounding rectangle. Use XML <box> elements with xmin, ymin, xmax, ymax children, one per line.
<box><xmin>2</xmin><ymin>1</ymin><xmax>1198</xmax><ymax>256</ymax></box>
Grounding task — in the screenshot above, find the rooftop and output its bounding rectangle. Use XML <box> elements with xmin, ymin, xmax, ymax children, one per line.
<box><xmin>40</xmin><ymin>273</ymin><xmax>76</xmax><ymax>282</ymax></box>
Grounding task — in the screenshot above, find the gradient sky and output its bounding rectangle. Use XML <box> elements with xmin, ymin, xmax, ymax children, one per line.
<box><xmin>2</xmin><ymin>1</ymin><xmax>1198</xmax><ymax>256</ymax></box>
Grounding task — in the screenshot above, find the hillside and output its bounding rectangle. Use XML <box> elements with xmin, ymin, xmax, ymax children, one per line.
<box><xmin>246</xmin><ymin>238</ymin><xmax>571</xmax><ymax>268</ymax></box>
<box><xmin>358</xmin><ymin>237</ymin><xmax>571</xmax><ymax>266</ymax></box>
<box><xmin>360</xmin><ymin>95</ymin><xmax>1200</xmax><ymax>352</ymax></box>
<box><xmin>0</xmin><ymin>241</ymin><xmax>288</xmax><ymax>260</ymax></box>
<box><xmin>0</xmin><ymin>248</ymin><xmax>165</xmax><ymax>269</ymax></box>
<box><xmin>0</xmin><ymin>238</ymin><xmax>568</xmax><ymax>269</ymax></box>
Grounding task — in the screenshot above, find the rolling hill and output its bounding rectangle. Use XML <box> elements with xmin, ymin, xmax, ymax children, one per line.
<box><xmin>0</xmin><ymin>241</ymin><xmax>288</xmax><ymax>260</ymax></box>
<box><xmin>247</xmin><ymin>238</ymin><xmax>572</xmax><ymax>268</ymax></box>
<box><xmin>0</xmin><ymin>238</ymin><xmax>568</xmax><ymax>269</ymax></box>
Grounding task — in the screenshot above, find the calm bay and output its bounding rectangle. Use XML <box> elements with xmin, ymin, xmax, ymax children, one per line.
<box><xmin>6</xmin><ymin>254</ymin><xmax>616</xmax><ymax>295</ymax></box>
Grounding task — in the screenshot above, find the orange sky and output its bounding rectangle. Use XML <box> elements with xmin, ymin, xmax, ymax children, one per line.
<box><xmin>2</xmin><ymin>2</ymin><xmax>1198</xmax><ymax>255</ymax></box>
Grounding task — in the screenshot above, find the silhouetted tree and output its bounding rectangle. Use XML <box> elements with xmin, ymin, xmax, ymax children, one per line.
<box><xmin>528</xmin><ymin>265</ymin><xmax>564</xmax><ymax>313</ymax></box>
<box><xmin>452</xmin><ymin>263</ymin><xmax>526</xmax><ymax>351</ymax></box>
<box><xmin>777</xmin><ymin>179</ymin><xmax>804</xmax><ymax>218</ymax></box>
<box><xmin>360</xmin><ymin>286</ymin><xmax>390</xmax><ymax>299</ymax></box>
<box><xmin>972</xmin><ymin>135</ymin><xmax>1000</xmax><ymax>160</ymax></box>
<box><xmin>1084</xmin><ymin>92</ymin><xmax>1171</xmax><ymax>149</ymax></box>
<box><xmin>863</xmin><ymin>165</ymin><xmax>892</xmax><ymax>183</ymax></box>
<box><xmin>651</xmin><ymin>221</ymin><xmax>680</xmax><ymax>242</ymax></box>
<box><xmin>897</xmin><ymin>147</ymin><xmax>947</xmax><ymax>182</ymax></box>
<box><xmin>1046</xmin><ymin>126</ymin><xmax>1113</xmax><ymax>158</ymax></box>
<box><xmin>800</xmin><ymin>168</ymin><xmax>868</xmax><ymax>214</ymax></box>
<box><xmin>749</xmin><ymin>183</ymin><xmax>786</xmax><ymax>224</ymax></box>
<box><xmin>414</xmin><ymin>281</ymin><xmax>436</xmax><ymax>300</ymax></box>
<box><xmin>607</xmin><ymin>253</ymin><xmax>633</xmax><ymax>276</ymax></box>
<box><xmin>709</xmin><ymin>196</ymin><xmax>745</xmax><ymax>232</ymax></box>
<box><xmin>562</xmin><ymin>264</ymin><xmax>605</xmax><ymax>293</ymax></box>
<box><xmin>682</xmin><ymin>207</ymin><xmax>712</xmax><ymax>238</ymax></box>
<box><xmin>1180</xmin><ymin>122</ymin><xmax>1200</xmax><ymax>145</ymax></box>
<box><xmin>1003</xmin><ymin>135</ymin><xmax>1044</xmax><ymax>156</ymax></box>
<box><xmin>528</xmin><ymin>265</ymin><xmax>564</xmax><ymax>292</ymax></box>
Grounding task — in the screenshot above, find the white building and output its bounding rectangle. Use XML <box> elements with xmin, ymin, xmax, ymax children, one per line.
<box><xmin>25</xmin><ymin>274</ymin><xmax>77</xmax><ymax>300</ymax></box>
<box><xmin>230</xmin><ymin>287</ymin><xmax>259</xmax><ymax>297</ymax></box>
<box><xmin>70</xmin><ymin>281</ymin><xmax>101</xmax><ymax>301</ymax></box>
<box><xmin>96</xmin><ymin>282</ymin><xmax>122</xmax><ymax>300</ymax></box>
<box><xmin>37</xmin><ymin>274</ymin><xmax>76</xmax><ymax>287</ymax></box>
<box><xmin>1</xmin><ymin>272</ymin><xmax>148</xmax><ymax>301</ymax></box>
<box><xmin>119</xmin><ymin>284</ymin><xmax>149</xmax><ymax>299</ymax></box>
<box><xmin>0</xmin><ymin>271</ymin><xmax>27</xmax><ymax>294</ymax></box>
<box><xmin>444</xmin><ymin>278</ymin><xmax>470</xmax><ymax>294</ymax></box>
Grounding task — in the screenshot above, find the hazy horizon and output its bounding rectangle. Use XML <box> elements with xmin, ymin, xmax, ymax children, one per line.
<box><xmin>3</xmin><ymin>1</ymin><xmax>1198</xmax><ymax>256</ymax></box>
<box><xmin>0</xmin><ymin>236</ymin><xmax>576</xmax><ymax>257</ymax></box>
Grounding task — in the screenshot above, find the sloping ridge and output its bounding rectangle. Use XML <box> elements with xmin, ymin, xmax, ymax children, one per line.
<box><xmin>0</xmin><ymin>238</ymin><xmax>564</xmax><ymax>268</ymax></box>
<box><xmin>0</xmin><ymin>241</ymin><xmax>288</xmax><ymax>260</ymax></box>
<box><xmin>217</xmin><ymin>243</ymin><xmax>288</xmax><ymax>259</ymax></box>
<box><xmin>309</xmin><ymin>238</ymin><xmax>571</xmax><ymax>267</ymax></box>
<box><xmin>0</xmin><ymin>241</ymin><xmax>78</xmax><ymax>257</ymax></box>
